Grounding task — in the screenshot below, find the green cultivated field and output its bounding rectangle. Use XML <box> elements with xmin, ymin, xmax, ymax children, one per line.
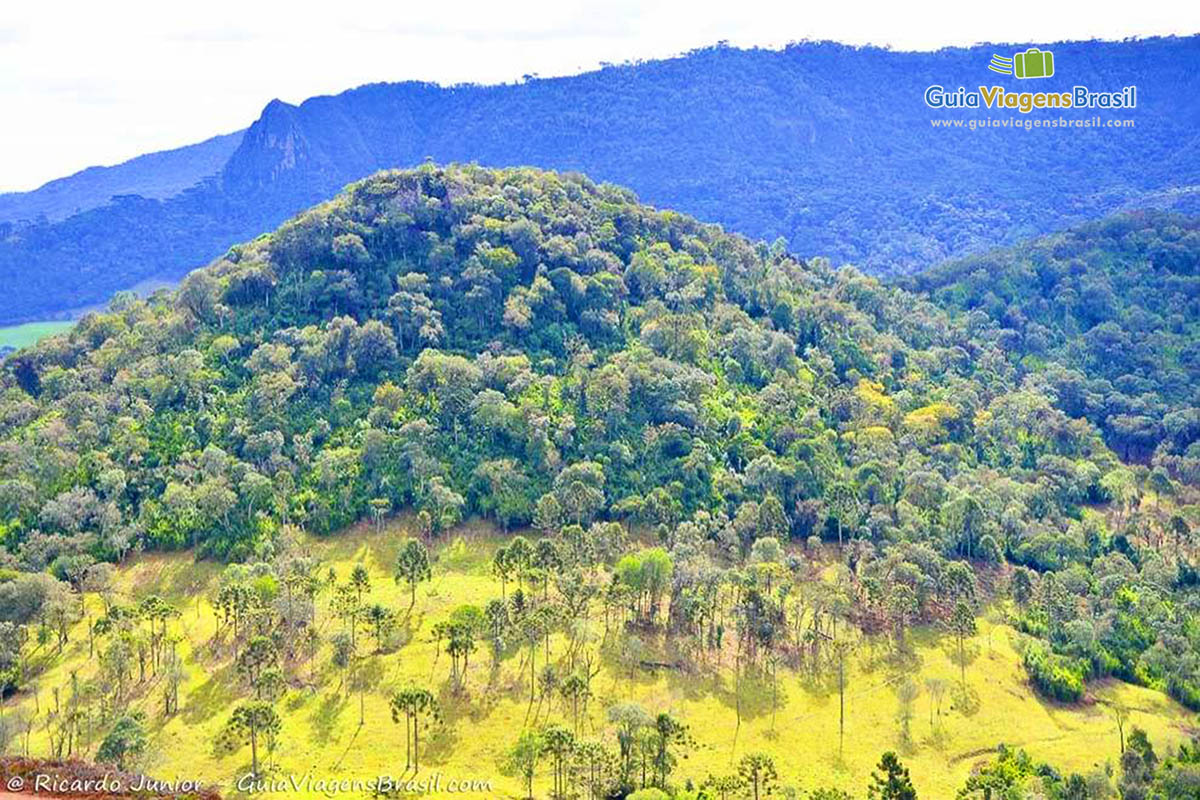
<box><xmin>0</xmin><ymin>320</ymin><xmax>74</xmax><ymax>349</ymax></box>
<box><xmin>4</xmin><ymin>518</ymin><xmax>1192</xmax><ymax>799</ymax></box>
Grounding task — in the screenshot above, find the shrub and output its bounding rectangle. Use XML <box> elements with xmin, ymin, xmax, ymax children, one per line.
<box><xmin>1023</xmin><ymin>643</ymin><xmax>1086</xmax><ymax>702</ymax></box>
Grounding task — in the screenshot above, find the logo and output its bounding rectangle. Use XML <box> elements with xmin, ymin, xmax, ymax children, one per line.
<box><xmin>988</xmin><ymin>48</ymin><xmax>1055</xmax><ymax>79</ymax></box>
<box><xmin>923</xmin><ymin>45</ymin><xmax>1136</xmax><ymax>115</ymax></box>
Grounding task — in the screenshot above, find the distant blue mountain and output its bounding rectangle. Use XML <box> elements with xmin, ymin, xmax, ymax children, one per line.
<box><xmin>1</xmin><ymin>37</ymin><xmax>1197</xmax><ymax>324</ymax></box>
<box><xmin>0</xmin><ymin>130</ymin><xmax>243</xmax><ymax>224</ymax></box>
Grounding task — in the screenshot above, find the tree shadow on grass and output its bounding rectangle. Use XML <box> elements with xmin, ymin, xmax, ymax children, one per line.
<box><xmin>284</xmin><ymin>690</ymin><xmax>309</xmax><ymax>713</ymax></box>
<box><xmin>920</xmin><ymin>721</ymin><xmax>954</xmax><ymax>752</ymax></box>
<box><xmin>795</xmin><ymin>667</ymin><xmax>838</xmax><ymax>699</ymax></box>
<box><xmin>821</xmin><ymin>749</ymin><xmax>854</xmax><ymax>777</ymax></box>
<box><xmin>597</xmin><ymin>636</ymin><xmax>666</xmax><ymax>696</ymax></box>
<box><xmin>708</xmin><ymin>664</ymin><xmax>779</xmax><ymax>723</ymax></box>
<box><xmin>423</xmin><ymin>683</ymin><xmax>463</xmax><ymax>767</ymax></box>
<box><xmin>856</xmin><ymin>634</ymin><xmax>923</xmax><ymax>676</ymax></box>
<box><xmin>309</xmin><ymin>690</ymin><xmax>349</xmax><ymax>747</ymax></box>
<box><xmin>949</xmin><ymin>684</ymin><xmax>981</xmax><ymax>717</ymax></box>
<box><xmin>181</xmin><ymin>663</ymin><xmax>238</xmax><ymax>725</ymax></box>
<box><xmin>164</xmin><ymin>563</ymin><xmax>218</xmax><ymax>607</ymax></box>
<box><xmin>662</xmin><ymin>662</ymin><xmax>728</xmax><ymax>704</ymax></box>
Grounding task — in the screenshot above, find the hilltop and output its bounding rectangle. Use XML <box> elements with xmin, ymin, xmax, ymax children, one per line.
<box><xmin>2</xmin><ymin>37</ymin><xmax>1199</xmax><ymax>323</ymax></box>
<box><xmin>0</xmin><ymin>166</ymin><xmax>1198</xmax><ymax>797</ymax></box>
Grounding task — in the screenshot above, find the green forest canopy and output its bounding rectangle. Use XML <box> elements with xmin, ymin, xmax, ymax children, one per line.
<box><xmin>1</xmin><ymin>164</ymin><xmax>1198</xmax><ymax>711</ymax></box>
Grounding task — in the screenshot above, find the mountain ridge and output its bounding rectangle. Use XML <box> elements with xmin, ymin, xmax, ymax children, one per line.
<box><xmin>0</xmin><ymin>130</ymin><xmax>243</xmax><ymax>225</ymax></box>
<box><xmin>2</xmin><ymin>37</ymin><xmax>1198</xmax><ymax>324</ymax></box>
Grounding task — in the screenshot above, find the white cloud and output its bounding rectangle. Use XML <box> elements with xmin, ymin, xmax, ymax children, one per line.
<box><xmin>1</xmin><ymin>0</ymin><xmax>1197</xmax><ymax>191</ymax></box>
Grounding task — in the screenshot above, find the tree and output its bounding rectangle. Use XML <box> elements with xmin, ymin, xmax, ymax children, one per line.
<box><xmin>395</xmin><ymin>538</ymin><xmax>432</xmax><ymax>608</ymax></box>
<box><xmin>406</xmin><ymin>350</ymin><xmax>482</xmax><ymax>442</ymax></box>
<box><xmin>824</xmin><ymin>481</ymin><xmax>862</xmax><ymax>548</ymax></box>
<box><xmin>554</xmin><ymin>462</ymin><xmax>606</xmax><ymax>525</ymax></box>
<box><xmin>701</xmin><ymin>774</ymin><xmax>745</xmax><ymax>800</ymax></box>
<box><xmin>949</xmin><ymin>601</ymin><xmax>977</xmax><ymax>688</ymax></box>
<box><xmin>390</xmin><ymin>686</ymin><xmax>440</xmax><ymax>772</ymax></box>
<box><xmin>503</xmin><ymin>729</ymin><xmax>542</xmax><ymax>799</ymax></box>
<box><xmin>737</xmin><ymin>752</ymin><xmax>778</xmax><ymax>800</ymax></box>
<box><xmin>363</xmin><ymin>603</ymin><xmax>397</xmax><ymax>652</ymax></box>
<box><xmin>1010</xmin><ymin>568</ymin><xmax>1035</xmax><ymax>608</ymax></box>
<box><xmin>438</xmin><ymin>606</ymin><xmax>482</xmax><ymax>690</ymax></box>
<box><xmin>0</xmin><ymin>621</ymin><xmax>25</xmax><ymax>695</ymax></box>
<box><xmin>330</xmin><ymin>631</ymin><xmax>356</xmax><ymax>693</ymax></box>
<box><xmin>237</xmin><ymin>635</ymin><xmax>278</xmax><ymax>697</ymax></box>
<box><xmin>507</xmin><ymin>537</ymin><xmax>534</xmax><ymax>589</ymax></box>
<box><xmin>1101</xmin><ymin>468</ymin><xmax>1137</xmax><ymax>522</ymax></box>
<box><xmin>941</xmin><ymin>494</ymin><xmax>985</xmax><ymax>559</ymax></box>
<box><xmin>810</xmin><ymin>790</ymin><xmax>854</xmax><ymax>800</ymax></box>
<box><xmin>349</xmin><ymin>564</ymin><xmax>371</xmax><ymax>603</ymax></box>
<box><xmin>332</xmin><ymin>584</ymin><xmax>362</xmax><ymax>647</ymax></box>
<box><xmin>1147</xmin><ymin>466</ymin><xmax>1173</xmax><ymax>510</ymax></box>
<box><xmin>369</xmin><ymin>497</ymin><xmax>391</xmax><ymax>532</ymax></box>
<box><xmin>649</xmin><ymin>712</ymin><xmax>691</xmax><ymax>788</ymax></box>
<box><xmin>1118</xmin><ymin>727</ymin><xmax>1157</xmax><ymax>800</ymax></box>
<box><xmin>868</xmin><ymin>752</ymin><xmax>917</xmax><ymax>800</ymax></box>
<box><xmin>943</xmin><ymin>561</ymin><xmax>976</xmax><ymax>602</ymax></box>
<box><xmin>532</xmin><ymin>538</ymin><xmax>563</xmax><ymax>598</ymax></box>
<box><xmin>608</xmin><ymin>703</ymin><xmax>651</xmax><ymax>787</ymax></box>
<box><xmin>96</xmin><ymin>713</ymin><xmax>146</xmax><ymax>770</ymax></box>
<box><xmin>217</xmin><ymin>702</ymin><xmax>280</xmax><ymax>778</ymax></box>
<box><xmin>614</xmin><ymin>548</ymin><xmax>674</xmax><ymax>624</ymax></box>
<box><xmin>493</xmin><ymin>545</ymin><xmax>514</xmax><ymax>598</ymax></box>
<box><xmin>541</xmin><ymin>723</ymin><xmax>577</xmax><ymax>800</ymax></box>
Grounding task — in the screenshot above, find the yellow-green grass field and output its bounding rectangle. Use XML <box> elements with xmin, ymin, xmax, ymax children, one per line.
<box><xmin>3</xmin><ymin>518</ymin><xmax>1195</xmax><ymax>799</ymax></box>
<box><xmin>0</xmin><ymin>320</ymin><xmax>74</xmax><ymax>350</ymax></box>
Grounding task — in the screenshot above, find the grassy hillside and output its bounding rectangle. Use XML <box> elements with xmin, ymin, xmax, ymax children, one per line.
<box><xmin>0</xmin><ymin>321</ymin><xmax>75</xmax><ymax>350</ymax></box>
<box><xmin>4</xmin><ymin>517</ymin><xmax>1192</xmax><ymax>799</ymax></box>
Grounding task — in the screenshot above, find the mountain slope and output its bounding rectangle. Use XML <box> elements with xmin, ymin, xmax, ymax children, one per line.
<box><xmin>902</xmin><ymin>211</ymin><xmax>1200</xmax><ymax>465</ymax></box>
<box><xmin>3</xmin><ymin>524</ymin><xmax>1192</xmax><ymax>798</ymax></box>
<box><xmin>0</xmin><ymin>130</ymin><xmax>243</xmax><ymax>224</ymax></box>
<box><xmin>0</xmin><ymin>162</ymin><xmax>1126</xmax><ymax>560</ymax></box>
<box><xmin>3</xmin><ymin>36</ymin><xmax>1198</xmax><ymax>324</ymax></box>
<box><xmin>2</xmin><ymin>165</ymin><xmax>1198</xmax><ymax>721</ymax></box>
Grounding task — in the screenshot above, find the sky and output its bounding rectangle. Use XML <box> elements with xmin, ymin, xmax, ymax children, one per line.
<box><xmin>2</xmin><ymin>0</ymin><xmax>1198</xmax><ymax>192</ymax></box>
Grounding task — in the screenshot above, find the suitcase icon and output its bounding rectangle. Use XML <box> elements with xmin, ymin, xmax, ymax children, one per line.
<box><xmin>1014</xmin><ymin>48</ymin><xmax>1054</xmax><ymax>79</ymax></box>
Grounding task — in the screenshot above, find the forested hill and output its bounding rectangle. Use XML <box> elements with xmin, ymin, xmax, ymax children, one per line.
<box><xmin>3</xmin><ymin>164</ymin><xmax>1200</xmax><ymax>710</ymax></box>
<box><xmin>902</xmin><ymin>212</ymin><xmax>1200</xmax><ymax>468</ymax></box>
<box><xmin>3</xmin><ymin>36</ymin><xmax>1199</xmax><ymax>324</ymax></box>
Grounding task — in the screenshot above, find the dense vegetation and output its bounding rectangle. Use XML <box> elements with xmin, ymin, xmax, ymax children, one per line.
<box><xmin>3</xmin><ymin>37</ymin><xmax>1199</xmax><ymax>323</ymax></box>
<box><xmin>1</xmin><ymin>166</ymin><xmax>1199</xmax><ymax>797</ymax></box>
<box><xmin>957</xmin><ymin>735</ymin><xmax>1200</xmax><ymax>800</ymax></box>
<box><xmin>905</xmin><ymin>213</ymin><xmax>1200</xmax><ymax>464</ymax></box>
